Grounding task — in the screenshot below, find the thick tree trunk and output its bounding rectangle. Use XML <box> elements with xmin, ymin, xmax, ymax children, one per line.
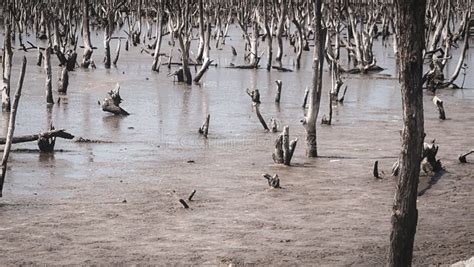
<box><xmin>304</xmin><ymin>0</ymin><xmax>325</xmax><ymax>157</ymax></box>
<box><xmin>388</xmin><ymin>0</ymin><xmax>426</xmax><ymax>266</ymax></box>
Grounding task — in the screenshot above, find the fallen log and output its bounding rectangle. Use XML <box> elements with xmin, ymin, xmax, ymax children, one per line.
<box><xmin>0</xmin><ymin>129</ymin><xmax>75</xmax><ymax>145</ymax></box>
<box><xmin>272</xmin><ymin>66</ymin><xmax>293</xmax><ymax>72</ymax></box>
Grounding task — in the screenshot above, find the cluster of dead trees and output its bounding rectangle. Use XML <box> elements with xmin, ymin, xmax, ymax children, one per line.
<box><xmin>0</xmin><ymin>0</ymin><xmax>472</xmax><ymax>265</ymax></box>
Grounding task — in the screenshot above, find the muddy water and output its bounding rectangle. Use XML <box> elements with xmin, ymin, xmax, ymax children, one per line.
<box><xmin>0</xmin><ymin>25</ymin><xmax>473</xmax><ymax>265</ymax></box>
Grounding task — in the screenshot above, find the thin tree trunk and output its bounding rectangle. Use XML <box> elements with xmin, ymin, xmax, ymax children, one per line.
<box><xmin>388</xmin><ymin>0</ymin><xmax>426</xmax><ymax>265</ymax></box>
<box><xmin>44</xmin><ymin>47</ymin><xmax>54</xmax><ymax>105</ymax></box>
<box><xmin>304</xmin><ymin>0</ymin><xmax>325</xmax><ymax>157</ymax></box>
<box><xmin>0</xmin><ymin>56</ymin><xmax>27</xmax><ymax>197</ymax></box>
<box><xmin>2</xmin><ymin>22</ymin><xmax>13</xmax><ymax>112</ymax></box>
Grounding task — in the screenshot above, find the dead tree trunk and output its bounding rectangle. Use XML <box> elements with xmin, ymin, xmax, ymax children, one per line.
<box><xmin>44</xmin><ymin>47</ymin><xmax>54</xmax><ymax>105</ymax></box>
<box><xmin>1</xmin><ymin>21</ymin><xmax>13</xmax><ymax>112</ymax></box>
<box><xmin>275</xmin><ymin>0</ymin><xmax>287</xmax><ymax>62</ymax></box>
<box><xmin>432</xmin><ymin>96</ymin><xmax>446</xmax><ymax>120</ymax></box>
<box><xmin>151</xmin><ymin>0</ymin><xmax>164</xmax><ymax>72</ymax></box>
<box><xmin>272</xmin><ymin>125</ymin><xmax>297</xmax><ymax>165</ymax></box>
<box><xmin>388</xmin><ymin>0</ymin><xmax>427</xmax><ymax>265</ymax></box>
<box><xmin>303</xmin><ymin>0</ymin><xmax>325</xmax><ymax>157</ymax></box>
<box><xmin>198</xmin><ymin>114</ymin><xmax>210</xmax><ymax>138</ymax></box>
<box><xmin>0</xmin><ymin>56</ymin><xmax>27</xmax><ymax>197</ymax></box>
<box><xmin>275</xmin><ymin>80</ymin><xmax>282</xmax><ymax>103</ymax></box>
<box><xmin>81</xmin><ymin>0</ymin><xmax>94</xmax><ymax>68</ymax></box>
<box><xmin>57</xmin><ymin>67</ymin><xmax>69</xmax><ymax>94</ymax></box>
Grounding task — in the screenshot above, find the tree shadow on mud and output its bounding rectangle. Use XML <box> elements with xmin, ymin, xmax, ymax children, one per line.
<box><xmin>418</xmin><ymin>169</ymin><xmax>446</xmax><ymax>197</ymax></box>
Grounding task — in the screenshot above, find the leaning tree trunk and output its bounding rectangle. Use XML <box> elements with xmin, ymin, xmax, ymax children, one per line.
<box><xmin>388</xmin><ymin>0</ymin><xmax>426</xmax><ymax>266</ymax></box>
<box><xmin>303</xmin><ymin>0</ymin><xmax>325</xmax><ymax>157</ymax></box>
<box><xmin>1</xmin><ymin>56</ymin><xmax>27</xmax><ymax>197</ymax></box>
<box><xmin>1</xmin><ymin>22</ymin><xmax>13</xmax><ymax>112</ymax></box>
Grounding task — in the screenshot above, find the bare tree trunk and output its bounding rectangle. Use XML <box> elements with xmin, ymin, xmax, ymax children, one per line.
<box><xmin>275</xmin><ymin>0</ymin><xmax>287</xmax><ymax>62</ymax></box>
<box><xmin>0</xmin><ymin>56</ymin><xmax>27</xmax><ymax>197</ymax></box>
<box><xmin>151</xmin><ymin>1</ymin><xmax>163</xmax><ymax>71</ymax></box>
<box><xmin>388</xmin><ymin>0</ymin><xmax>426</xmax><ymax>265</ymax></box>
<box><xmin>44</xmin><ymin>47</ymin><xmax>54</xmax><ymax>105</ymax></box>
<box><xmin>303</xmin><ymin>0</ymin><xmax>325</xmax><ymax>157</ymax></box>
<box><xmin>196</xmin><ymin>0</ymin><xmax>205</xmax><ymax>62</ymax></box>
<box><xmin>2</xmin><ymin>21</ymin><xmax>13</xmax><ymax>112</ymax></box>
<box><xmin>81</xmin><ymin>0</ymin><xmax>93</xmax><ymax>68</ymax></box>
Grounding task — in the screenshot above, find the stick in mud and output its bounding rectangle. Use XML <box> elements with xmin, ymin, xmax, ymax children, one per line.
<box><xmin>179</xmin><ymin>199</ymin><xmax>189</xmax><ymax>209</ymax></box>
<box><xmin>373</xmin><ymin>161</ymin><xmax>381</xmax><ymax>179</ymax></box>
<box><xmin>198</xmin><ymin>114</ymin><xmax>210</xmax><ymax>138</ymax></box>
<box><xmin>188</xmin><ymin>190</ymin><xmax>196</xmax><ymax>201</ymax></box>
<box><xmin>255</xmin><ymin>105</ymin><xmax>269</xmax><ymax>131</ymax></box>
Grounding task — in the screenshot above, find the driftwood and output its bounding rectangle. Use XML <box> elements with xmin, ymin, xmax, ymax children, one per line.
<box><xmin>432</xmin><ymin>96</ymin><xmax>446</xmax><ymax>120</ymax></box>
<box><xmin>272</xmin><ymin>126</ymin><xmax>297</xmax><ymax>165</ymax></box>
<box><xmin>262</xmin><ymin>173</ymin><xmax>280</xmax><ymax>188</ymax></box>
<box><xmin>272</xmin><ymin>66</ymin><xmax>293</xmax><ymax>72</ymax></box>
<box><xmin>101</xmin><ymin>84</ymin><xmax>129</xmax><ymax>115</ymax></box>
<box><xmin>275</xmin><ymin>80</ymin><xmax>282</xmax><ymax>103</ymax></box>
<box><xmin>198</xmin><ymin>114</ymin><xmax>210</xmax><ymax>138</ymax></box>
<box><xmin>458</xmin><ymin>150</ymin><xmax>474</xmax><ymax>163</ymax></box>
<box><xmin>1</xmin><ymin>56</ymin><xmax>27</xmax><ymax>197</ymax></box>
<box><xmin>0</xmin><ymin>129</ymin><xmax>75</xmax><ymax>145</ymax></box>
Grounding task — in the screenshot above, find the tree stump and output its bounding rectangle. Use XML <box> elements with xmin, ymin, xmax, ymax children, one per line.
<box><xmin>101</xmin><ymin>83</ymin><xmax>129</xmax><ymax>115</ymax></box>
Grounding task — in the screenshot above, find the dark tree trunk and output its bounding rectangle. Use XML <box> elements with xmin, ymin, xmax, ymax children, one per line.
<box><xmin>388</xmin><ymin>0</ymin><xmax>427</xmax><ymax>265</ymax></box>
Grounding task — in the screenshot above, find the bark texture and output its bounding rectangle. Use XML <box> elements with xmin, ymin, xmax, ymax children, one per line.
<box><xmin>388</xmin><ymin>0</ymin><xmax>426</xmax><ymax>265</ymax></box>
